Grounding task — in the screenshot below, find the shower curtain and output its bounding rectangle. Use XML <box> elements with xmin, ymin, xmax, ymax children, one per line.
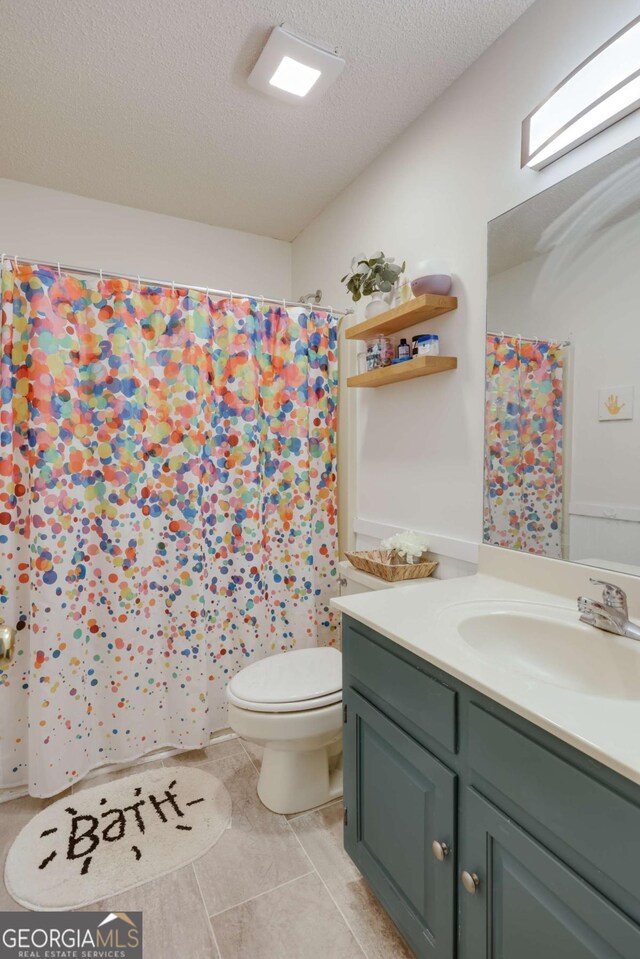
<box><xmin>0</xmin><ymin>263</ymin><xmax>338</xmax><ymax>797</ymax></box>
<box><xmin>484</xmin><ymin>334</ymin><xmax>564</xmax><ymax>557</ymax></box>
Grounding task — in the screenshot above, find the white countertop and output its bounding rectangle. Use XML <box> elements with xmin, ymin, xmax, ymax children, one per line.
<box><xmin>332</xmin><ymin>570</ymin><xmax>640</xmax><ymax>786</ymax></box>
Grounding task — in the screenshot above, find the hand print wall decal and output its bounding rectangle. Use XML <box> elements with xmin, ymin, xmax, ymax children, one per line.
<box><xmin>599</xmin><ymin>386</ymin><xmax>634</xmax><ymax>420</ymax></box>
<box><xmin>605</xmin><ymin>394</ymin><xmax>625</xmax><ymax>416</ymax></box>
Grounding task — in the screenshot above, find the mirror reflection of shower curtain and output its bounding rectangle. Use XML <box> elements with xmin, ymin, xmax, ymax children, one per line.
<box><xmin>484</xmin><ymin>334</ymin><xmax>565</xmax><ymax>557</ymax></box>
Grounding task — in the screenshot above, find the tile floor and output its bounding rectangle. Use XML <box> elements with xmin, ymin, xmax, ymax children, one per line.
<box><xmin>0</xmin><ymin>738</ymin><xmax>414</xmax><ymax>959</ymax></box>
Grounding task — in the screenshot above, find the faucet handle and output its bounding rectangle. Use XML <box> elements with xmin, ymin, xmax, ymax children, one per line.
<box><xmin>589</xmin><ymin>578</ymin><xmax>628</xmax><ymax>612</ymax></box>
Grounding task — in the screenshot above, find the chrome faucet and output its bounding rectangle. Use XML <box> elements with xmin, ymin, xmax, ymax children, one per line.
<box><xmin>578</xmin><ymin>578</ymin><xmax>640</xmax><ymax>641</ymax></box>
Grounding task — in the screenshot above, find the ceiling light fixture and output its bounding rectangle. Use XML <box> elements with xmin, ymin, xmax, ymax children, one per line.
<box><xmin>522</xmin><ymin>15</ymin><xmax>640</xmax><ymax>170</ymax></box>
<box><xmin>270</xmin><ymin>56</ymin><xmax>321</xmax><ymax>97</ymax></box>
<box><xmin>248</xmin><ymin>24</ymin><xmax>344</xmax><ymax>104</ymax></box>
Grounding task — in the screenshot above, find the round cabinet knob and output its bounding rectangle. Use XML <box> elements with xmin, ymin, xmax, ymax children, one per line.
<box><xmin>461</xmin><ymin>870</ymin><xmax>480</xmax><ymax>895</ymax></box>
<box><xmin>431</xmin><ymin>840</ymin><xmax>449</xmax><ymax>862</ymax></box>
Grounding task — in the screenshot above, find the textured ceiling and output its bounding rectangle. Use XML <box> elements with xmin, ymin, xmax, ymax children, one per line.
<box><xmin>489</xmin><ymin>136</ymin><xmax>640</xmax><ymax>275</ymax></box>
<box><xmin>1</xmin><ymin>0</ymin><xmax>534</xmax><ymax>241</ymax></box>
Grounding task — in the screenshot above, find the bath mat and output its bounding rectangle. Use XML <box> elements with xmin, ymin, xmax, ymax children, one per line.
<box><xmin>5</xmin><ymin>765</ymin><xmax>232</xmax><ymax>911</ymax></box>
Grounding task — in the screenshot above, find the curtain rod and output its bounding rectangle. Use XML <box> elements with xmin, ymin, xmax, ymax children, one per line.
<box><xmin>1</xmin><ymin>253</ymin><xmax>354</xmax><ymax>318</ymax></box>
<box><xmin>487</xmin><ymin>330</ymin><xmax>571</xmax><ymax>347</ymax></box>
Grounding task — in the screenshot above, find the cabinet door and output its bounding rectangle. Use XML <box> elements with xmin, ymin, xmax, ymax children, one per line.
<box><xmin>343</xmin><ymin>688</ymin><xmax>456</xmax><ymax>958</ymax></box>
<box><xmin>459</xmin><ymin>788</ymin><xmax>640</xmax><ymax>959</ymax></box>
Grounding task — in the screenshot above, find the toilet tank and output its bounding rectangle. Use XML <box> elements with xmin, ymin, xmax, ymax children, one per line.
<box><xmin>337</xmin><ymin>559</ymin><xmax>435</xmax><ymax>596</ymax></box>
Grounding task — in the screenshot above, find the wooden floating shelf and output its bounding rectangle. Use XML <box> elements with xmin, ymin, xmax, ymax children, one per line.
<box><xmin>347</xmin><ymin>355</ymin><xmax>458</xmax><ymax>388</ymax></box>
<box><xmin>345</xmin><ymin>293</ymin><xmax>458</xmax><ymax>341</ymax></box>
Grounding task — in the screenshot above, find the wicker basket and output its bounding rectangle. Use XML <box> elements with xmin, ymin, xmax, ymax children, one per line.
<box><xmin>344</xmin><ymin>549</ymin><xmax>438</xmax><ymax>583</ymax></box>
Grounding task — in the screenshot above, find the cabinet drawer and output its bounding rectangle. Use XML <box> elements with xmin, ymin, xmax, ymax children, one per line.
<box><xmin>468</xmin><ymin>704</ymin><xmax>640</xmax><ymax>899</ymax></box>
<box><xmin>344</xmin><ymin>619</ymin><xmax>457</xmax><ymax>753</ymax></box>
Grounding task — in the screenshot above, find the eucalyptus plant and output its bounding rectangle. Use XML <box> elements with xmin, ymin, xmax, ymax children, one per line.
<box><xmin>341</xmin><ymin>252</ymin><xmax>406</xmax><ymax>302</ymax></box>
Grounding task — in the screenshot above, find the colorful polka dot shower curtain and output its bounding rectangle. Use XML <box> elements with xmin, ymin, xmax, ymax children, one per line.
<box><xmin>0</xmin><ymin>263</ymin><xmax>338</xmax><ymax>797</ymax></box>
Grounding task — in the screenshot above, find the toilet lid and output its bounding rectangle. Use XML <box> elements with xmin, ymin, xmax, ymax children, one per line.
<box><xmin>228</xmin><ymin>647</ymin><xmax>342</xmax><ymax>709</ymax></box>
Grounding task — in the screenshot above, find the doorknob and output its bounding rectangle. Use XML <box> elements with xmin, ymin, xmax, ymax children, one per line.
<box><xmin>0</xmin><ymin>623</ymin><xmax>15</xmax><ymax>661</ymax></box>
<box><xmin>431</xmin><ymin>840</ymin><xmax>449</xmax><ymax>862</ymax></box>
<box><xmin>461</xmin><ymin>870</ymin><xmax>480</xmax><ymax>894</ymax></box>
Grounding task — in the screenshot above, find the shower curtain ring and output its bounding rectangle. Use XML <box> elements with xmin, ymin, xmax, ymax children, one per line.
<box><xmin>57</xmin><ymin>262</ymin><xmax>62</xmax><ymax>279</ymax></box>
<box><xmin>259</xmin><ymin>294</ymin><xmax>265</xmax><ymax>311</ymax></box>
<box><xmin>99</xmin><ymin>267</ymin><xmax>103</xmax><ymax>284</ymax></box>
<box><xmin>171</xmin><ymin>279</ymin><xmax>175</xmax><ymax>294</ymax></box>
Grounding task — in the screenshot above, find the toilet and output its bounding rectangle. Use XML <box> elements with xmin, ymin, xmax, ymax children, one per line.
<box><xmin>227</xmin><ymin>646</ymin><xmax>343</xmax><ymax>815</ymax></box>
<box><xmin>227</xmin><ymin>560</ymin><xmax>435</xmax><ymax>814</ymax></box>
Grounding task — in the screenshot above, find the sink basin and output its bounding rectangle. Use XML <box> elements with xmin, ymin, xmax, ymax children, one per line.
<box><xmin>437</xmin><ymin>600</ymin><xmax>640</xmax><ymax>699</ymax></box>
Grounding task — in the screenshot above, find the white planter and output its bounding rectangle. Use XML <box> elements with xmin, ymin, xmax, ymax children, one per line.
<box><xmin>365</xmin><ymin>293</ymin><xmax>388</xmax><ymax>319</ymax></box>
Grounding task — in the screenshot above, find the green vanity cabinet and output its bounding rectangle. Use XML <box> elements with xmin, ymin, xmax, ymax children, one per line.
<box><xmin>459</xmin><ymin>788</ymin><xmax>640</xmax><ymax>959</ymax></box>
<box><xmin>343</xmin><ymin>688</ymin><xmax>456</xmax><ymax>957</ymax></box>
<box><xmin>341</xmin><ymin>615</ymin><xmax>640</xmax><ymax>959</ymax></box>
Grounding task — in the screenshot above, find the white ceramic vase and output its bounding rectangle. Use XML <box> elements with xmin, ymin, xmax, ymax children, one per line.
<box><xmin>365</xmin><ymin>292</ymin><xmax>388</xmax><ymax>319</ymax></box>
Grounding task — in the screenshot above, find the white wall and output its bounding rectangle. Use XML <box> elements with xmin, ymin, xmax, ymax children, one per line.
<box><xmin>292</xmin><ymin>0</ymin><xmax>640</xmax><ymax>555</ymax></box>
<box><xmin>0</xmin><ymin>178</ymin><xmax>292</xmax><ymax>297</ymax></box>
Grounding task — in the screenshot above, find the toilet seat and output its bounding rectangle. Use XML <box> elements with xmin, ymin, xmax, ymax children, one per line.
<box><xmin>227</xmin><ymin>687</ymin><xmax>342</xmax><ymax>712</ymax></box>
<box><xmin>227</xmin><ymin>646</ymin><xmax>342</xmax><ymax>713</ymax></box>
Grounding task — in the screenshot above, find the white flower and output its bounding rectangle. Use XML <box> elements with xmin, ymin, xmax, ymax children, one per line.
<box><xmin>380</xmin><ymin>530</ymin><xmax>430</xmax><ymax>563</ymax></box>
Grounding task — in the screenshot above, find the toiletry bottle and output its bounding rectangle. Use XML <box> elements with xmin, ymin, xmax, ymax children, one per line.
<box><xmin>415</xmin><ymin>334</ymin><xmax>430</xmax><ymax>356</ymax></box>
<box><xmin>366</xmin><ymin>339</ymin><xmax>381</xmax><ymax>370</ymax></box>
<box><xmin>397</xmin><ymin>338</ymin><xmax>410</xmax><ymax>360</ymax></box>
<box><xmin>377</xmin><ymin>335</ymin><xmax>394</xmax><ymax>366</ymax></box>
<box><xmin>368</xmin><ymin>335</ymin><xmax>393</xmax><ymax>369</ymax></box>
<box><xmin>399</xmin><ymin>279</ymin><xmax>412</xmax><ymax>304</ymax></box>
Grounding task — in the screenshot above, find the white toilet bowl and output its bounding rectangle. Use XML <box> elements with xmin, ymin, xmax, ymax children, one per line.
<box><xmin>226</xmin><ymin>647</ymin><xmax>343</xmax><ymax>815</ymax></box>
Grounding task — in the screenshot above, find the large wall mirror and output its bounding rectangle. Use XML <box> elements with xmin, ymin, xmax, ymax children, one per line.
<box><xmin>485</xmin><ymin>137</ymin><xmax>640</xmax><ymax>575</ymax></box>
